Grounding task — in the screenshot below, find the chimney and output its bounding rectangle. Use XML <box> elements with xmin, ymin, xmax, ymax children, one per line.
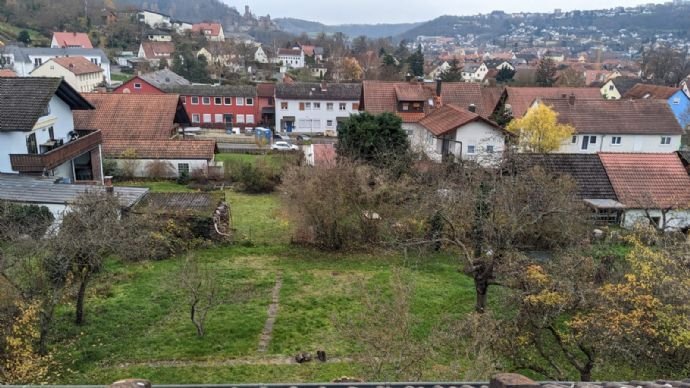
<box><xmin>435</xmin><ymin>78</ymin><xmax>442</xmax><ymax>97</ymax></box>
<box><xmin>568</xmin><ymin>93</ymin><xmax>576</xmax><ymax>105</ymax></box>
<box><xmin>405</xmin><ymin>73</ymin><xmax>413</xmax><ymax>82</ymax></box>
<box><xmin>468</xmin><ymin>104</ymin><xmax>477</xmax><ymax>113</ymax></box>
<box><xmin>320</xmin><ymin>81</ymin><xmax>327</xmax><ymax>92</ymax></box>
<box><xmin>104</xmin><ymin>176</ymin><xmax>114</xmax><ymax>193</ymax></box>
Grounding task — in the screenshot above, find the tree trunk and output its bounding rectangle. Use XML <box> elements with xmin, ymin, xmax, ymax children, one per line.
<box><xmin>75</xmin><ymin>272</ymin><xmax>90</xmax><ymax>325</ymax></box>
<box><xmin>38</xmin><ymin>307</ymin><xmax>53</xmax><ymax>356</ymax></box>
<box><xmin>474</xmin><ymin>275</ymin><xmax>489</xmax><ymax>313</ymax></box>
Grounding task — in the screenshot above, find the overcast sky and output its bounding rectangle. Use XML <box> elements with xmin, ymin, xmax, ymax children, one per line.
<box><xmin>225</xmin><ymin>0</ymin><xmax>664</xmax><ymax>25</ymax></box>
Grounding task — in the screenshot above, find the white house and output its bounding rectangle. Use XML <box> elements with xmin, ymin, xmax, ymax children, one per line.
<box><xmin>191</xmin><ymin>23</ymin><xmax>225</xmax><ymax>42</ymax></box>
<box><xmin>275</xmin><ymin>82</ymin><xmax>361</xmax><ymax>135</ymax></box>
<box><xmin>462</xmin><ymin>62</ymin><xmax>489</xmax><ymax>82</ymax></box>
<box><xmin>254</xmin><ymin>46</ymin><xmax>273</xmax><ymax>64</ymax></box>
<box><xmin>277</xmin><ymin>48</ymin><xmax>305</xmax><ymax>69</ymax></box>
<box><xmin>1</xmin><ymin>46</ymin><xmax>112</xmax><ymax>85</ymax></box>
<box><xmin>532</xmin><ymin>96</ymin><xmax>683</xmax><ymax>153</ymax></box>
<box><xmin>0</xmin><ymin>77</ymin><xmax>104</xmax><ymax>183</ymax></box>
<box><xmin>137</xmin><ymin>10</ymin><xmax>172</xmax><ymax>29</ymax></box>
<box><xmin>417</xmin><ymin>104</ymin><xmax>508</xmax><ymax>165</ymax></box>
<box><xmin>30</xmin><ymin>56</ymin><xmax>104</xmax><ymax>93</ymax></box>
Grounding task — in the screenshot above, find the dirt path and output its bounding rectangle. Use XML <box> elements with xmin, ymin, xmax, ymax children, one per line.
<box><xmin>112</xmin><ymin>356</ymin><xmax>353</xmax><ymax>368</ymax></box>
<box><xmin>257</xmin><ymin>272</ymin><xmax>283</xmax><ymax>353</ymax></box>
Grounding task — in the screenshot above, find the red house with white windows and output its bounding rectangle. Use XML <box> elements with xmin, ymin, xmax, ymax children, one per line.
<box><xmin>257</xmin><ymin>83</ymin><xmax>276</xmax><ymax>129</ymax></box>
<box><xmin>161</xmin><ymin>85</ymin><xmax>259</xmax><ymax>130</ymax></box>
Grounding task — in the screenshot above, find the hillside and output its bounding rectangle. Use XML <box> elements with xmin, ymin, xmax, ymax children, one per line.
<box><xmin>275</xmin><ymin>17</ymin><xmax>422</xmax><ymax>39</ymax></box>
<box><xmin>117</xmin><ymin>0</ymin><xmax>242</xmax><ymax>25</ymax></box>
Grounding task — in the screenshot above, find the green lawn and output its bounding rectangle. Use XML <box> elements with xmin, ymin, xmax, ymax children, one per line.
<box><xmin>49</xmin><ymin>182</ymin><xmax>484</xmax><ymax>384</ymax></box>
<box><xmin>0</xmin><ymin>22</ymin><xmax>49</xmax><ymax>45</ymax></box>
<box><xmin>116</xmin><ymin>180</ymin><xmax>195</xmax><ymax>193</ymax></box>
<box><xmin>111</xmin><ymin>73</ymin><xmax>133</xmax><ymax>83</ymax></box>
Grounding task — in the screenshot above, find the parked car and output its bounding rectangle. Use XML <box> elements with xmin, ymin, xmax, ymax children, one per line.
<box><xmin>273</xmin><ymin>133</ymin><xmax>291</xmax><ymax>141</ymax></box>
<box><xmin>296</xmin><ymin>134</ymin><xmax>311</xmax><ymax>142</ymax></box>
<box><xmin>271</xmin><ymin>141</ymin><xmax>299</xmax><ymax>151</ymax></box>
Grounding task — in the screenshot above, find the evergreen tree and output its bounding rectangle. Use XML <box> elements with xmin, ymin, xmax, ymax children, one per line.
<box><xmin>495</xmin><ymin>66</ymin><xmax>516</xmax><ymax>83</ymax></box>
<box><xmin>536</xmin><ymin>58</ymin><xmax>557</xmax><ymax>87</ymax></box>
<box><xmin>439</xmin><ymin>57</ymin><xmax>463</xmax><ymax>82</ymax></box>
<box><xmin>408</xmin><ymin>46</ymin><xmax>425</xmax><ymax>77</ymax></box>
<box><xmin>336</xmin><ymin>112</ymin><xmax>410</xmax><ymax>169</ymax></box>
<box><xmin>17</xmin><ymin>30</ymin><xmax>31</xmax><ymax>45</ymax></box>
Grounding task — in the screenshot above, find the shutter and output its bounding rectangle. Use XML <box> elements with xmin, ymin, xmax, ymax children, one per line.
<box><xmin>299</xmin><ymin>102</ymin><xmax>305</xmax><ymax>111</ymax></box>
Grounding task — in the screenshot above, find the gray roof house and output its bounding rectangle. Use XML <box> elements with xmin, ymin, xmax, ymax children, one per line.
<box><xmin>1</xmin><ymin>45</ymin><xmax>112</xmax><ymax>84</ymax></box>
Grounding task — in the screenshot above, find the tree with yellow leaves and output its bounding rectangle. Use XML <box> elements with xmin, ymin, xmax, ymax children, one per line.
<box><xmin>507</xmin><ymin>104</ymin><xmax>574</xmax><ymax>153</ymax></box>
<box><xmin>1</xmin><ymin>301</ymin><xmax>52</xmax><ymax>384</ymax></box>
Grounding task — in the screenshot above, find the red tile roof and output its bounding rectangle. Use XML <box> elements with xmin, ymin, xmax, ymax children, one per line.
<box><xmin>191</xmin><ymin>23</ymin><xmax>223</xmax><ymax>37</ymax></box>
<box><xmin>140</xmin><ymin>41</ymin><xmax>175</xmax><ymax>59</ymax></box>
<box><xmin>50</xmin><ymin>56</ymin><xmax>103</xmax><ymax>75</ymax></box>
<box><xmin>74</xmin><ymin>93</ymin><xmax>182</xmax><ymax>141</ymax></box>
<box><xmin>623</xmin><ymin>84</ymin><xmax>681</xmax><ymax>100</ymax></box>
<box><xmin>105</xmin><ymin>139</ymin><xmax>215</xmax><ymax>160</ymax></box>
<box><xmin>419</xmin><ymin>104</ymin><xmax>495</xmax><ymax>136</ymax></box>
<box><xmin>540</xmin><ymin>97</ymin><xmax>683</xmax><ymax>135</ymax></box>
<box><xmin>52</xmin><ymin>32</ymin><xmax>93</xmax><ymax>48</ymax></box>
<box><xmin>301</xmin><ymin>45</ymin><xmax>316</xmax><ymax>56</ymax></box>
<box><xmin>504</xmin><ymin>87</ymin><xmax>602</xmax><ymax>118</ymax></box>
<box><xmin>599</xmin><ymin>153</ymin><xmax>690</xmax><ymax>208</ymax></box>
<box><xmin>278</xmin><ymin>48</ymin><xmax>302</xmax><ymax>56</ymax></box>
<box><xmin>0</xmin><ymin>69</ymin><xmax>17</xmax><ymax>77</ymax></box>
<box><xmin>256</xmin><ymin>83</ymin><xmax>275</xmax><ymax>98</ymax></box>
<box><xmin>361</xmin><ymin>81</ymin><xmax>492</xmax><ymax>123</ymax></box>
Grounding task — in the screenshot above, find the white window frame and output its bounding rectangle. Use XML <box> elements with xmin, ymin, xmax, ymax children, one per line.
<box><xmin>571</xmin><ymin>135</ymin><xmax>577</xmax><ymax>144</ymax></box>
<box><xmin>467</xmin><ymin>145</ymin><xmax>476</xmax><ymax>154</ymax></box>
<box><xmin>224</xmin><ymin>97</ymin><xmax>232</xmax><ymax>106</ymax></box>
<box><xmin>203</xmin><ymin>113</ymin><xmax>212</xmax><ymax>123</ymax></box>
<box><xmin>326</xmin><ymin>103</ymin><xmax>334</xmax><ymax>111</ymax></box>
<box><xmin>214</xmin><ymin>114</ymin><xmax>224</xmax><ymax>123</ymax></box>
<box><xmin>192</xmin><ymin>114</ymin><xmax>200</xmax><ymax>123</ymax></box>
<box><xmin>236</xmin><ymin>114</ymin><xmax>245</xmax><ymax>123</ymax></box>
<box><xmin>214</xmin><ymin>97</ymin><xmax>222</xmax><ymax>105</ymax></box>
<box><xmin>280</xmin><ymin>102</ymin><xmax>288</xmax><ymax>110</ymax></box>
<box><xmin>134</xmin><ymin>83</ymin><xmax>142</xmax><ymax>89</ymax></box>
<box><xmin>305</xmin><ymin>102</ymin><xmax>312</xmax><ymax>110</ymax></box>
<box><xmin>191</xmin><ymin>96</ymin><xmax>199</xmax><ymax>105</ymax></box>
<box><xmin>246</xmin><ymin>97</ymin><xmax>254</xmax><ymax>106</ymax></box>
<box><xmin>327</xmin><ymin>120</ymin><xmax>334</xmax><ymax>127</ymax></box>
<box><xmin>661</xmin><ymin>136</ymin><xmax>672</xmax><ymax>145</ymax></box>
<box><xmin>611</xmin><ymin>136</ymin><xmax>622</xmax><ymax>145</ymax></box>
<box><xmin>339</xmin><ymin>103</ymin><xmax>347</xmax><ymax>111</ymax></box>
<box><xmin>236</xmin><ymin>97</ymin><xmax>245</xmax><ymax>106</ymax></box>
<box><xmin>246</xmin><ymin>114</ymin><xmax>254</xmax><ymax>124</ymax></box>
<box><xmin>313</xmin><ymin>102</ymin><xmax>321</xmax><ymax>110</ymax></box>
<box><xmin>202</xmin><ymin>97</ymin><xmax>211</xmax><ymax>105</ymax></box>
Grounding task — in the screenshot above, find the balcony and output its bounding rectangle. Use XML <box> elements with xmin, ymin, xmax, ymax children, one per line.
<box><xmin>10</xmin><ymin>129</ymin><xmax>103</xmax><ymax>174</ymax></box>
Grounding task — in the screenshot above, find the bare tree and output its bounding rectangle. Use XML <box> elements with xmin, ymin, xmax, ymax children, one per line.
<box><xmin>179</xmin><ymin>256</ymin><xmax>221</xmax><ymax>337</ymax></box>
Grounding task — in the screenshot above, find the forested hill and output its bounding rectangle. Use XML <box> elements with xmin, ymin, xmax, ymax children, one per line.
<box><xmin>116</xmin><ymin>0</ymin><xmax>242</xmax><ymax>24</ymax></box>
<box><xmin>275</xmin><ymin>18</ymin><xmax>422</xmax><ymax>39</ymax></box>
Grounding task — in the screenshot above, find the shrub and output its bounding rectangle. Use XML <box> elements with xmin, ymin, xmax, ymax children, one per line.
<box><xmin>228</xmin><ymin>160</ymin><xmax>281</xmax><ymax>194</ymax></box>
<box><xmin>146</xmin><ymin>160</ymin><xmax>175</xmax><ymax>179</ymax></box>
<box><xmin>0</xmin><ymin>201</ymin><xmax>54</xmax><ymax>241</ymax></box>
<box><xmin>102</xmin><ymin>158</ymin><xmax>119</xmax><ymax>177</ymax></box>
<box><xmin>176</xmin><ymin>170</ymin><xmax>190</xmax><ymax>185</ymax></box>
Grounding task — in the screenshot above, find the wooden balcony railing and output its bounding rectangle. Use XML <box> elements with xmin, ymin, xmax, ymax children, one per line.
<box><xmin>10</xmin><ymin>129</ymin><xmax>103</xmax><ymax>174</ymax></box>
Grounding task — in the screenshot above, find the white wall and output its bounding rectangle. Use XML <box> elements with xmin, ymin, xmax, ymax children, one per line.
<box><xmin>14</xmin><ymin>54</ymin><xmax>111</xmax><ymax>84</ymax></box>
<box><xmin>139</xmin><ymin>11</ymin><xmax>171</xmax><ymax>28</ymax></box>
<box><xmin>557</xmin><ymin>133</ymin><xmax>682</xmax><ymax>153</ymax></box>
<box><xmin>622</xmin><ymin>209</ymin><xmax>690</xmax><ymax>231</ymax></box>
<box><xmin>0</xmin><ymin>96</ymin><xmax>75</xmax><ymax>174</ymax></box>
<box><xmin>275</xmin><ymin>98</ymin><xmax>359</xmax><ymax>134</ymax></box>
<box><xmin>113</xmin><ymin>158</ymin><xmax>209</xmax><ymax>178</ymax></box>
<box><xmin>415</xmin><ymin>121</ymin><xmax>506</xmax><ymax>166</ymax></box>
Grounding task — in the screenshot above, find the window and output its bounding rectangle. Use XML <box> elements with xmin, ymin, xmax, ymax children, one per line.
<box><xmin>609</xmin><ymin>84</ymin><xmax>614</xmax><ymax>91</ymax></box>
<box><xmin>326</xmin><ymin>103</ymin><xmax>334</xmax><ymax>111</ymax></box>
<box><xmin>467</xmin><ymin>145</ymin><xmax>476</xmax><ymax>154</ymax></box>
<box><xmin>298</xmin><ymin>119</ymin><xmax>311</xmax><ymax>129</ymax></box>
<box><xmin>26</xmin><ymin>133</ymin><xmax>38</xmax><ymax>154</ymax></box>
<box><xmin>339</xmin><ymin>103</ymin><xmax>347</xmax><ymax>111</ymax></box>
<box><xmin>236</xmin><ymin>114</ymin><xmax>245</xmax><ymax>123</ymax></box>
<box><xmin>236</xmin><ymin>97</ymin><xmax>244</xmax><ymax>106</ymax></box>
<box><xmin>246</xmin><ymin>97</ymin><xmax>254</xmax><ymax>106</ymax></box>
<box><xmin>181</xmin><ymin>96</ymin><xmax>186</xmax><ymax>104</ymax></box>
<box><xmin>281</xmin><ymin>102</ymin><xmax>288</xmax><ymax>110</ymax></box>
<box><xmin>224</xmin><ymin>97</ymin><xmax>232</xmax><ymax>105</ymax></box>
<box><xmin>327</xmin><ymin>120</ymin><xmax>334</xmax><ymax>127</ymax></box>
<box><xmin>589</xmin><ymin>136</ymin><xmax>597</xmax><ymax>144</ymax></box>
<box><xmin>402</xmin><ymin>103</ymin><xmax>410</xmax><ymax>111</ymax></box>
<box><xmin>214</xmin><ymin>97</ymin><xmax>222</xmax><ymax>105</ymax></box>
<box><xmin>246</xmin><ymin>114</ymin><xmax>255</xmax><ymax>124</ymax></box>
<box><xmin>312</xmin><ymin>119</ymin><xmax>320</xmax><ymax>129</ymax></box>
<box><xmin>192</xmin><ymin>114</ymin><xmax>200</xmax><ymax>123</ymax></box>
<box><xmin>673</xmin><ymin>97</ymin><xmax>681</xmax><ymax>105</ymax></box>
<box><xmin>203</xmin><ymin>114</ymin><xmax>212</xmax><ymax>123</ymax></box>
<box><xmin>48</xmin><ymin>127</ymin><xmax>54</xmax><ymax>141</ymax></box>
<box><xmin>34</xmin><ymin>58</ymin><xmax>42</xmax><ymax>67</ymax></box>
<box><xmin>661</xmin><ymin>136</ymin><xmax>672</xmax><ymax>145</ymax></box>
<box><xmin>313</xmin><ymin>102</ymin><xmax>321</xmax><ymax>110</ymax></box>
<box><xmin>134</xmin><ymin>83</ymin><xmax>142</xmax><ymax>89</ymax></box>
<box><xmin>178</xmin><ymin>163</ymin><xmax>190</xmax><ymax>176</ymax></box>
<box><xmin>305</xmin><ymin>102</ymin><xmax>312</xmax><ymax>110</ymax></box>
<box><xmin>611</xmin><ymin>136</ymin><xmax>622</xmax><ymax>145</ymax></box>
<box><xmin>202</xmin><ymin>97</ymin><xmax>211</xmax><ymax>105</ymax></box>
<box><xmin>224</xmin><ymin>114</ymin><xmax>233</xmax><ymax>124</ymax></box>
<box><xmin>215</xmin><ymin>114</ymin><xmax>223</xmax><ymax>123</ymax></box>
<box><xmin>486</xmin><ymin>145</ymin><xmax>495</xmax><ymax>154</ymax></box>
<box><xmin>191</xmin><ymin>96</ymin><xmax>199</xmax><ymax>105</ymax></box>
<box><xmin>571</xmin><ymin>135</ymin><xmax>577</xmax><ymax>144</ymax></box>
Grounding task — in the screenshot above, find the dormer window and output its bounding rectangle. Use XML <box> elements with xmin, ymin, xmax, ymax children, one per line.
<box><xmin>402</xmin><ymin>103</ymin><xmax>410</xmax><ymax>111</ymax></box>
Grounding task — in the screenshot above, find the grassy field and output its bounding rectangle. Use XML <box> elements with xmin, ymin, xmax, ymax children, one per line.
<box><xmin>111</xmin><ymin>73</ymin><xmax>133</xmax><ymax>83</ymax></box>
<box><xmin>51</xmin><ymin>179</ymin><xmax>480</xmax><ymax>384</ymax></box>
<box><xmin>0</xmin><ymin>22</ymin><xmax>49</xmax><ymax>45</ymax></box>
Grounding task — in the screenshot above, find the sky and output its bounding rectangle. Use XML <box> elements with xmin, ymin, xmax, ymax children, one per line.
<box><xmin>225</xmin><ymin>0</ymin><xmax>665</xmax><ymax>25</ymax></box>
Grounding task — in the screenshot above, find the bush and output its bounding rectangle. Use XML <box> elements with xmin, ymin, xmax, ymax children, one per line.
<box><xmin>237</xmin><ymin>161</ymin><xmax>280</xmax><ymax>193</ymax></box>
<box><xmin>176</xmin><ymin>170</ymin><xmax>190</xmax><ymax>185</ymax></box>
<box><xmin>146</xmin><ymin>160</ymin><xmax>175</xmax><ymax>179</ymax></box>
<box><xmin>102</xmin><ymin>158</ymin><xmax>119</xmax><ymax>177</ymax></box>
<box><xmin>0</xmin><ymin>201</ymin><xmax>54</xmax><ymax>241</ymax></box>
